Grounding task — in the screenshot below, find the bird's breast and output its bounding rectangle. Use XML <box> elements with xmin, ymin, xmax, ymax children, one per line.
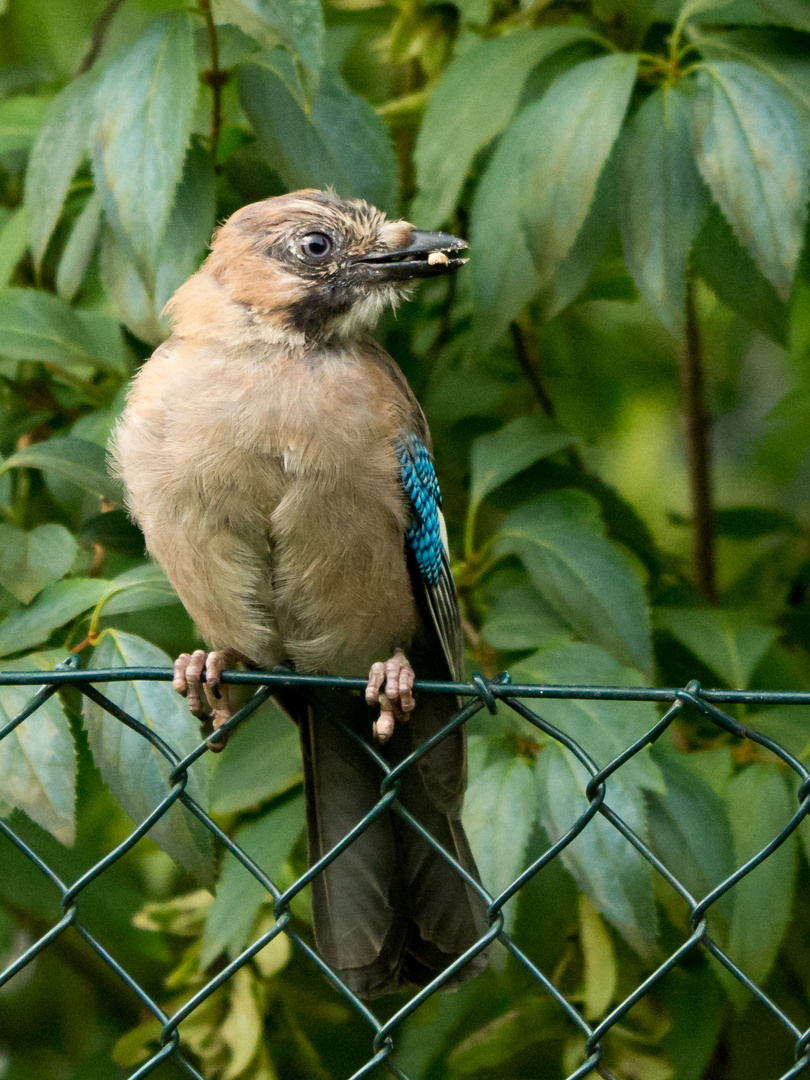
<box><xmin>119</xmin><ymin>340</ymin><xmax>417</xmax><ymax>674</ymax></box>
<box><xmin>256</xmin><ymin>349</ymin><xmax>418</xmax><ymax>674</ymax></box>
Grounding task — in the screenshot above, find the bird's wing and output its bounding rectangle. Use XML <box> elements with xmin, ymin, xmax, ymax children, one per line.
<box><xmin>396</xmin><ymin>433</ymin><xmax>464</xmax><ymax>683</ymax></box>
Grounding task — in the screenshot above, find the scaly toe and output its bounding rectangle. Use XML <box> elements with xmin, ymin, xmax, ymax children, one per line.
<box><xmin>373</xmin><ymin>697</ymin><xmax>396</xmax><ymax>743</ymax></box>
<box><xmin>183</xmin><ymin>650</ymin><xmax>211</xmax><ymax>719</ymax></box>
<box><xmin>368</xmin><ymin>649</ymin><xmax>416</xmax><ymax>741</ymax></box>
<box><xmin>206</xmin><ymin>709</ymin><xmax>233</xmax><ymax>753</ymax></box>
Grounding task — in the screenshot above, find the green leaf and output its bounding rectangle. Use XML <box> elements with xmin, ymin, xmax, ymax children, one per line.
<box><xmin>0</xmin><ymin>523</ymin><xmax>78</xmax><ymax>604</ymax></box>
<box><xmin>0</xmin><ymin>437</ymin><xmax>122</xmax><ymax>503</ymax></box>
<box><xmin>77</xmin><ymin>510</ymin><xmax>145</xmax><ymax>558</ymax></box>
<box><xmin>677</xmin><ymin>0</ymin><xmax>735</xmax><ymax>20</ymax></box>
<box><xmin>463</xmin><ymin>748</ymin><xmax>535</xmax><ymax>927</ymax></box>
<box><xmin>113</xmin><ymin>1018</ymin><xmax>163</xmax><ymax>1070</ymax></box>
<box><xmin>619</xmin><ymin>85</ymin><xmax>709</xmax><ymax>336</ymax></box>
<box><xmin>647</xmin><ymin>749</ymin><xmax>735</xmax><ymax>940</ymax></box>
<box><xmin>99</xmin><ymin>563</ymin><xmax>178</xmax><ymax>617</ymax></box>
<box><xmin>0</xmin><ymin>206</ymin><xmax>30</xmax><ymax>288</ymax></box>
<box><xmin>238</xmin><ymin>50</ymin><xmax>398</xmax><ymax>215</ymax></box>
<box><xmin>713</xmin><ymin>506</ymin><xmax>803</xmax><ymax>539</ymax></box>
<box><xmin>210</xmin><ymin>701</ymin><xmax>302</xmax><ymax>814</ymax></box>
<box><xmin>56</xmin><ymin>191</ymin><xmax>102</xmax><ymax>303</ymax></box>
<box><xmin>693</xmin><ymin>203</ymin><xmax>789</xmax><ymax>345</ymax></box>
<box><xmin>0</xmin><ymin>95</ymin><xmax>49</xmax><ymax>154</ymax></box>
<box><xmin>480</xmin><ymin>584</ymin><xmax>572</xmax><ymax>653</ymax></box>
<box><xmin>0</xmin><ymin>288</ymin><xmax>102</xmax><ymax>368</ymax></box>
<box><xmin>725</xmin><ymin>763</ymin><xmax>797</xmax><ymax>996</ymax></box>
<box><xmin>75</xmin><ymin>311</ymin><xmax>129</xmax><ymax>377</ymax></box>
<box><xmin>213</xmin><ymin>0</ymin><xmax>325</xmax><ymax>72</ymax></box>
<box><xmin>537</xmin><ymin>154</ymin><xmax>618</xmax><ymax>321</ymax></box>
<box><xmin>154</xmin><ymin>141</ymin><xmax>216</xmax><ymax>313</ymax></box>
<box><xmin>200</xmin><ymin>793</ymin><xmax>304</xmax><ymax>967</ymax></box>
<box><xmin>656</xmin><ymin>607</ymin><xmax>778</xmax><ymax>687</ymax></box>
<box><xmin>220</xmin><ymin>967</ymin><xmax>264</xmax><ymax>1074</ymax></box>
<box><xmin>512</xmin><ymin>643</ymin><xmax>664</xmax><ymax>795</ymax></box>
<box><xmin>447</xmin><ymin>997</ymin><xmax>561</xmax><ymax>1073</ymax></box>
<box><xmin>663</xmin><ymin>0</ymin><xmax>779</xmax><ymax>23</ymax></box>
<box><xmin>658</xmin><ymin>961</ymin><xmax>724</xmax><ymax>1080</ymax></box>
<box><xmin>0</xmin><ymin>578</ymin><xmax>109</xmax><ymax>657</ymax></box>
<box><xmin>692</xmin><ymin>61</ymin><xmax>809</xmax><ymax>298</ymax></box>
<box><xmin>99</xmin><ymin>221</ymin><xmax>164</xmax><ymax>345</ymax></box>
<box><xmin>453</xmin><ymin>0</ymin><xmax>491</xmax><ymax>24</ymax></box>
<box><xmin>469</xmin><ymin>113</ymin><xmax>540</xmax><ymax>350</ymax></box>
<box><xmin>84</xmin><ymin>630</ymin><xmax>213</xmax><ymax>883</ymax></box>
<box><xmin>696</xmin><ymin>30</ymin><xmax>810</xmax><ymax>129</ymax></box>
<box><xmin>763</xmin><ymin>386</ymin><xmax>810</xmax><ymax>476</ymax></box>
<box><xmin>746</xmin><ymin>706</ymin><xmax>810</xmax><ymax>761</ymax></box>
<box><xmin>579</xmin><ymin>895</ymin><xmax>618</xmax><ymax>1019</ymax></box>
<box><xmin>0</xmin><ymin>653</ymin><xmax>76</xmax><ymax>845</ymax></box>
<box><xmin>412</xmin><ymin>27</ymin><xmax>595</xmax><ymax>229</ymax></box>
<box><xmin>678</xmin><ymin>746</ymin><xmax>735</xmax><ymax>800</ymax></box>
<box><xmin>495</xmin><ymin>491</ymin><xmax>652</xmax><ymax>672</ymax></box>
<box><xmin>468</xmin><ymin>414</ymin><xmax>576</xmax><ymax>524</ymax></box>
<box><xmin>469</xmin><ymin>58</ymin><xmax>630</xmax><ymax>343</ymax></box>
<box><xmin>760</xmin><ymin>0</ymin><xmax>810</xmax><ymax>31</ymax></box>
<box><xmin>520</xmin><ymin>53</ymin><xmax>638</xmax><ymax>286</ymax></box>
<box><xmin>24</xmin><ymin>71</ymin><xmax>97</xmax><ymax>268</ymax></box>
<box><xmin>92</xmin><ymin>12</ymin><xmax>198</xmax><ymax>268</ymax></box>
<box><xmin>536</xmin><ymin>741</ymin><xmax>658</xmax><ymax>956</ymax></box>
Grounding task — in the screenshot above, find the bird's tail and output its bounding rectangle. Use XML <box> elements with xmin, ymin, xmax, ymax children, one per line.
<box><xmin>291</xmin><ymin>686</ymin><xmax>489</xmax><ymax>1000</ymax></box>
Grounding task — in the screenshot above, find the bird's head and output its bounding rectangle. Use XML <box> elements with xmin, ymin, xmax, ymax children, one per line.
<box><xmin>197</xmin><ymin>190</ymin><xmax>467</xmax><ymax>344</ymax></box>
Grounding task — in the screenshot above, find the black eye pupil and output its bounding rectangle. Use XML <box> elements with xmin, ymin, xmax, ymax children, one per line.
<box><xmin>303</xmin><ymin>233</ymin><xmax>331</xmax><ymax>258</ymax></box>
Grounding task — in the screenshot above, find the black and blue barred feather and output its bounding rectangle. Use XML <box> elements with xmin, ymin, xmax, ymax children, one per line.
<box><xmin>397</xmin><ymin>434</ymin><xmax>463</xmax><ymax>681</ymax></box>
<box><xmin>398</xmin><ymin>437</ymin><xmax>444</xmax><ymax>586</ymax></box>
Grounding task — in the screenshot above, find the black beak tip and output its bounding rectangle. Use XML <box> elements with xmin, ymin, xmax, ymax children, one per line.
<box><xmin>361</xmin><ymin>229</ymin><xmax>469</xmax><ymax>280</ymax></box>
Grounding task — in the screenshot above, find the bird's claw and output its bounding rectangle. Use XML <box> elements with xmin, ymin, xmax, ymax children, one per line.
<box><xmin>173</xmin><ymin>648</ymin><xmax>240</xmax><ymax>752</ymax></box>
<box><xmin>366</xmin><ymin>648</ymin><xmax>415</xmax><ymax>743</ymax></box>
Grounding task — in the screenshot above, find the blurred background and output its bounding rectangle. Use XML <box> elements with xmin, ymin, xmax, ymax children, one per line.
<box><xmin>1</xmin><ymin>0</ymin><xmax>810</xmax><ymax>1077</ymax></box>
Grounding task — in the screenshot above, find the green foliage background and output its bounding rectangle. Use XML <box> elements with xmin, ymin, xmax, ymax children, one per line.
<box><xmin>1</xmin><ymin>0</ymin><xmax>810</xmax><ymax>1076</ymax></box>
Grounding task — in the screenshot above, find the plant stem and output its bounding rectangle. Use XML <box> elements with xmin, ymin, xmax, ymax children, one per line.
<box><xmin>679</xmin><ymin>277</ymin><xmax>717</xmax><ymax>603</ymax></box>
<box><xmin>508</xmin><ymin>318</ymin><xmax>588</xmax><ymax>479</ymax></box>
<box><xmin>509</xmin><ymin>320</ymin><xmax>557</xmax><ymax>418</ymax></box>
<box><xmin>198</xmin><ymin>0</ymin><xmax>226</xmax><ymax>167</ymax></box>
<box><xmin>76</xmin><ymin>0</ymin><xmax>126</xmax><ymax>76</ymax></box>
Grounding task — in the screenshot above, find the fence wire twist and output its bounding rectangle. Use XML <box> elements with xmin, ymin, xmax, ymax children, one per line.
<box><xmin>1</xmin><ymin>657</ymin><xmax>810</xmax><ymax>1079</ymax></box>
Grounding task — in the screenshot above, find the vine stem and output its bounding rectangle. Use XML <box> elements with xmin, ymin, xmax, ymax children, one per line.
<box><xmin>198</xmin><ymin>0</ymin><xmax>226</xmax><ymax>166</ymax></box>
<box><xmin>76</xmin><ymin>0</ymin><xmax>126</xmax><ymax>76</ymax></box>
<box><xmin>509</xmin><ymin>320</ymin><xmax>557</xmax><ymax>418</ymax></box>
<box><xmin>680</xmin><ymin>277</ymin><xmax>717</xmax><ymax>603</ymax></box>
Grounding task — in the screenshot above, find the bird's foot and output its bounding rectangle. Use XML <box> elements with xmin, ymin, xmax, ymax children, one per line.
<box><xmin>173</xmin><ymin>648</ymin><xmax>245</xmax><ymax>752</ymax></box>
<box><xmin>366</xmin><ymin>648</ymin><xmax>415</xmax><ymax>743</ymax></box>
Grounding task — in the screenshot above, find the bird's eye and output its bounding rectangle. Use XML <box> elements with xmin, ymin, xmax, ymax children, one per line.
<box><xmin>300</xmin><ymin>232</ymin><xmax>332</xmax><ymax>259</ymax></box>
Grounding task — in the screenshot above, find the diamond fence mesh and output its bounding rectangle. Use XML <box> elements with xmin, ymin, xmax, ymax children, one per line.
<box><xmin>1</xmin><ymin>657</ymin><xmax>810</xmax><ymax>1080</ymax></box>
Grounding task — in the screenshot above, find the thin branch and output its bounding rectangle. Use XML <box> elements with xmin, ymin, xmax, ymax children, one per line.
<box><xmin>435</xmin><ymin>269</ymin><xmax>458</xmax><ymax>354</ymax></box>
<box><xmin>76</xmin><ymin>0</ymin><xmax>127</xmax><ymax>76</ymax></box>
<box><xmin>679</xmin><ymin>277</ymin><xmax>717</xmax><ymax>603</ymax></box>
<box><xmin>509</xmin><ymin>320</ymin><xmax>557</xmax><ymax>418</ymax></box>
<box><xmin>198</xmin><ymin>0</ymin><xmax>227</xmax><ymax>167</ymax></box>
<box><xmin>509</xmin><ymin>317</ymin><xmax>588</xmax><ymax>474</ymax></box>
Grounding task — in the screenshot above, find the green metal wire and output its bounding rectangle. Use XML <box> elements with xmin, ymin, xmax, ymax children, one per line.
<box><xmin>1</xmin><ymin>656</ymin><xmax>810</xmax><ymax>1079</ymax></box>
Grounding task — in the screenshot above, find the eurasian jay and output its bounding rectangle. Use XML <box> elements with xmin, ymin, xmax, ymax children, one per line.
<box><xmin>110</xmin><ymin>190</ymin><xmax>488</xmax><ymax>998</ymax></box>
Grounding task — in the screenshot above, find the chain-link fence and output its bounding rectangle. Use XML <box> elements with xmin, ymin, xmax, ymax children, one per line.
<box><xmin>1</xmin><ymin>658</ymin><xmax>810</xmax><ymax>1080</ymax></box>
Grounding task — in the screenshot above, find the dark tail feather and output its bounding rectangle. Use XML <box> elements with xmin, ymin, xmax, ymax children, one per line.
<box><xmin>292</xmin><ymin>687</ymin><xmax>489</xmax><ymax>999</ymax></box>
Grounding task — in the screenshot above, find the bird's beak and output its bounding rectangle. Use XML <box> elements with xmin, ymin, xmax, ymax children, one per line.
<box><xmin>358</xmin><ymin>230</ymin><xmax>468</xmax><ymax>281</ymax></box>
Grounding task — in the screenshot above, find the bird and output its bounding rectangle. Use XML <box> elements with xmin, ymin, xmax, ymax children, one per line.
<box><xmin>110</xmin><ymin>189</ymin><xmax>489</xmax><ymax>999</ymax></box>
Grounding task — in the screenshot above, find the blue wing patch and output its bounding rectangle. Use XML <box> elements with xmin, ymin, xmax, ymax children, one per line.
<box><xmin>397</xmin><ymin>436</ymin><xmax>444</xmax><ymax>585</ymax></box>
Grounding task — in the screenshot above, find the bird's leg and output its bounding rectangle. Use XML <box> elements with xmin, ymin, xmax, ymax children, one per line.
<box><xmin>173</xmin><ymin>647</ymin><xmax>246</xmax><ymax>752</ymax></box>
<box><xmin>366</xmin><ymin>647</ymin><xmax>415</xmax><ymax>743</ymax></box>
